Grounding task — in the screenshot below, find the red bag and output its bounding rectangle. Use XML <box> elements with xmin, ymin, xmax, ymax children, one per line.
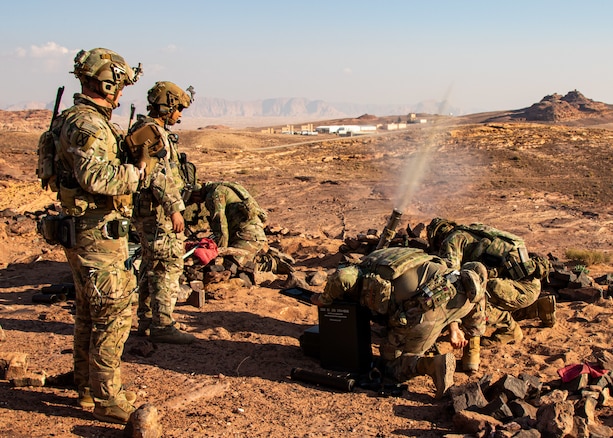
<box><xmin>557</xmin><ymin>362</ymin><xmax>607</xmax><ymax>383</ymax></box>
<box><xmin>185</xmin><ymin>238</ymin><xmax>218</xmax><ymax>265</ymax></box>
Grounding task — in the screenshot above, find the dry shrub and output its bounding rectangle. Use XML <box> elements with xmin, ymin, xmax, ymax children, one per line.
<box><xmin>565</xmin><ymin>248</ymin><xmax>611</xmax><ymax>266</ymax></box>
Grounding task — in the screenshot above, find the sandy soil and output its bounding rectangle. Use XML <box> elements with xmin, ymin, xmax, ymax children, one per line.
<box><xmin>1</xmin><ymin>113</ymin><xmax>613</xmax><ymax>437</ymax></box>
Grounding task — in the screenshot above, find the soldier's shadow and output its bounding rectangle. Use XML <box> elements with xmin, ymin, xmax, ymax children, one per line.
<box><xmin>124</xmin><ymin>309</ymin><xmax>315</xmax><ymax>382</ymax></box>
<box><xmin>0</xmin><ymin>260</ymin><xmax>72</xmax><ymax>290</ymax></box>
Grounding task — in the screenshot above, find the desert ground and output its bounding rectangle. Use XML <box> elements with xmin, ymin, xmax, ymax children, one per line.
<box><xmin>1</xmin><ymin>99</ymin><xmax>613</xmax><ymax>437</ymax></box>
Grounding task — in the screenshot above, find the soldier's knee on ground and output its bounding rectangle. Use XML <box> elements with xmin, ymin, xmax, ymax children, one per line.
<box><xmin>416</xmin><ymin>353</ymin><xmax>456</xmax><ymax>399</ymax></box>
<box><xmin>481</xmin><ymin>320</ymin><xmax>523</xmax><ymax>346</ymax></box>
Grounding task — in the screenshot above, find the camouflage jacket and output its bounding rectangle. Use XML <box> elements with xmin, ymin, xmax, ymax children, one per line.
<box><xmin>438</xmin><ymin>229</ymin><xmax>483</xmax><ymax>271</ymax></box>
<box><xmin>56</xmin><ymin>94</ymin><xmax>140</xmax><ymax>219</ymax></box>
<box><xmin>203</xmin><ymin>182</ymin><xmax>266</xmax><ymax>248</ymax></box>
<box><xmin>130</xmin><ymin>115</ymin><xmax>185</xmax><ymax>218</ymax></box>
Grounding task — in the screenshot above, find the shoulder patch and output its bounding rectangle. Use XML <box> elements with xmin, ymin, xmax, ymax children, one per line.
<box><xmin>71</xmin><ymin>120</ymin><xmax>104</xmax><ymax>151</ymax></box>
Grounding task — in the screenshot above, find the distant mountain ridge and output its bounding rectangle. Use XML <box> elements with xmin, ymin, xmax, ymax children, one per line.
<box><xmin>3</xmin><ymin>96</ymin><xmax>458</xmax><ymax>119</ymax></box>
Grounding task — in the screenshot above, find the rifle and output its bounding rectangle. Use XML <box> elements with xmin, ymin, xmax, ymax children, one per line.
<box><xmin>37</xmin><ymin>86</ymin><xmax>64</xmax><ymax>189</ymax></box>
<box><xmin>50</xmin><ymin>86</ymin><xmax>65</xmax><ymax>129</ymax></box>
<box><xmin>128</xmin><ymin>103</ymin><xmax>136</xmax><ymax>130</ymax></box>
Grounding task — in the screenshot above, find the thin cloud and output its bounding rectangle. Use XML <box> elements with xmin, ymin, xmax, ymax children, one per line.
<box><xmin>161</xmin><ymin>44</ymin><xmax>179</xmax><ymax>53</ymax></box>
<box><xmin>343</xmin><ymin>67</ymin><xmax>353</xmax><ymax>75</ymax></box>
<box><xmin>15</xmin><ymin>42</ymin><xmax>74</xmax><ymax>58</ymax></box>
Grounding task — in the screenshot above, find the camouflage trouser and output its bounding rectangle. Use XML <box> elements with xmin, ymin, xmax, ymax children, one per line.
<box><xmin>228</xmin><ymin>223</ymin><xmax>268</xmax><ymax>267</ymax></box>
<box><xmin>64</xmin><ymin>227</ymin><xmax>136</xmax><ymax>406</ymax></box>
<box><xmin>485</xmin><ymin>301</ymin><xmax>515</xmax><ymax>327</ymax></box>
<box><xmin>382</xmin><ymin>294</ymin><xmax>486</xmax><ymax>382</ymax></box>
<box><xmin>134</xmin><ymin>215</ymin><xmax>185</xmax><ymax>329</ymax></box>
<box><xmin>486</xmin><ymin>277</ymin><xmax>541</xmax><ymax>312</ymax></box>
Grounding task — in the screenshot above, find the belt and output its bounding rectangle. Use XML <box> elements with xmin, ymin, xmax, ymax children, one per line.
<box><xmin>75</xmin><ymin>217</ymin><xmax>130</xmax><ymax>239</ymax></box>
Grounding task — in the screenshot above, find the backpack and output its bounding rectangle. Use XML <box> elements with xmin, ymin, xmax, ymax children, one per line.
<box><xmin>457</xmin><ymin>223</ymin><xmax>532</xmax><ymax>279</ymax></box>
<box><xmin>360</xmin><ymin>247</ymin><xmax>434</xmax><ymax>280</ymax></box>
<box><xmin>224</xmin><ymin>182</ymin><xmax>268</xmax><ymax>223</ymax></box>
<box><xmin>36</xmin><ymin>87</ymin><xmax>65</xmax><ymax>191</ymax></box>
<box><xmin>359</xmin><ymin>248</ymin><xmax>446</xmax><ymax>315</ymax></box>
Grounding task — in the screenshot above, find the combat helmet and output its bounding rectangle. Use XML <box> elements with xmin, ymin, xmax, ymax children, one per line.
<box><xmin>320</xmin><ymin>265</ymin><xmax>362</xmax><ymax>305</ymax></box>
<box><xmin>426</xmin><ymin>217</ymin><xmax>457</xmax><ymax>250</ymax></box>
<box><xmin>72</xmin><ymin>48</ymin><xmax>142</xmax><ymax>108</ymax></box>
<box><xmin>459</xmin><ymin>261</ymin><xmax>488</xmax><ymax>303</ymax></box>
<box><xmin>147</xmin><ymin>81</ymin><xmax>195</xmax><ymax>120</ymax></box>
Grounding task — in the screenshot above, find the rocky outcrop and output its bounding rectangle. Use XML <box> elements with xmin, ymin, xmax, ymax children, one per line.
<box><xmin>518</xmin><ymin>90</ymin><xmax>612</xmax><ymax>122</ymax></box>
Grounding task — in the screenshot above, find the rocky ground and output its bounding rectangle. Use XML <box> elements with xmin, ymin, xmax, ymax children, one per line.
<box><xmin>1</xmin><ymin>102</ymin><xmax>613</xmax><ymax>437</ymax></box>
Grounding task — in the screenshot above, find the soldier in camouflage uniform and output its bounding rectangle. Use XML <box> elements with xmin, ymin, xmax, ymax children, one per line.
<box><xmin>311</xmin><ymin>247</ymin><xmax>487</xmax><ymax>399</ymax></box>
<box><xmin>54</xmin><ymin>48</ymin><xmax>143</xmax><ymax>424</ymax></box>
<box><xmin>427</xmin><ymin>218</ymin><xmax>554</xmax><ymax>347</ymax></box>
<box><xmin>195</xmin><ymin>181</ymin><xmax>293</xmax><ymax>274</ymax></box>
<box><xmin>128</xmin><ymin>82</ymin><xmax>196</xmax><ymax>344</ymax></box>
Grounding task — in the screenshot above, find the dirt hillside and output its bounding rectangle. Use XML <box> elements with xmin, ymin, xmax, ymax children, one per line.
<box><xmin>1</xmin><ymin>95</ymin><xmax>613</xmax><ymax>437</ymax></box>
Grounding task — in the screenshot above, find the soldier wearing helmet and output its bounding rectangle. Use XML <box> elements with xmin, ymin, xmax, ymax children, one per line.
<box><xmin>127</xmin><ymin>81</ymin><xmax>196</xmax><ymax>345</ymax></box>
<box><xmin>72</xmin><ymin>48</ymin><xmax>142</xmax><ymax>109</ymax></box>
<box><xmin>426</xmin><ymin>217</ymin><xmax>555</xmax><ymax>348</ymax></box>
<box><xmin>54</xmin><ymin>48</ymin><xmax>143</xmax><ymax>424</ymax></box>
<box><xmin>311</xmin><ymin>247</ymin><xmax>487</xmax><ymax>399</ymax></box>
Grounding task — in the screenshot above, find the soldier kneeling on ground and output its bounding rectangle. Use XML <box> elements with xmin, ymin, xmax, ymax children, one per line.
<box><xmin>310</xmin><ymin>247</ymin><xmax>487</xmax><ymax>399</ymax></box>
<box><xmin>426</xmin><ymin>217</ymin><xmax>554</xmax><ymax>346</ymax></box>
<box><xmin>187</xmin><ymin>181</ymin><xmax>294</xmax><ymax>280</ymax></box>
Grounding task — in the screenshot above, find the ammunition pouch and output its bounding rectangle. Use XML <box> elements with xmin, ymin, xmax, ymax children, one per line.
<box><xmin>503</xmin><ymin>246</ymin><xmax>531</xmax><ymax>280</ymax></box>
<box><xmin>38</xmin><ymin>215</ymin><xmax>76</xmax><ymax>248</ymax></box>
<box><xmin>112</xmin><ymin>194</ymin><xmax>133</xmax><ymax>217</ymax></box>
<box><xmin>134</xmin><ymin>190</ymin><xmax>155</xmax><ymax>217</ymax></box>
<box><xmin>415</xmin><ymin>272</ymin><xmax>457</xmax><ymax>312</ymax></box>
<box><xmin>359</xmin><ymin>273</ymin><xmax>392</xmax><ymax>314</ymax></box>
<box><xmin>59</xmin><ymin>184</ymin><xmax>90</xmax><ymax>217</ymax></box>
<box><xmin>480</xmin><ymin>237</ymin><xmax>532</xmax><ymax>281</ymax></box>
<box><xmin>125</xmin><ymin>123</ymin><xmax>166</xmax><ymax>165</ymax></box>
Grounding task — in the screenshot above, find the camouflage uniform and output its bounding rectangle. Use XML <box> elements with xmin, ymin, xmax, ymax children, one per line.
<box><xmin>57</xmin><ymin>93</ymin><xmax>141</xmax><ymax>412</ymax></box>
<box><xmin>202</xmin><ymin>182</ymin><xmax>268</xmax><ymax>266</ymax></box>
<box><xmin>319</xmin><ymin>248</ymin><xmax>486</xmax><ymax>382</ymax></box>
<box><xmin>131</xmin><ymin>115</ymin><xmax>186</xmax><ymax>331</ymax></box>
<box><xmin>440</xmin><ymin>228</ymin><xmax>542</xmax><ymax>307</ymax></box>
<box><xmin>437</xmin><ymin>226</ymin><xmax>541</xmax><ymax>334</ymax></box>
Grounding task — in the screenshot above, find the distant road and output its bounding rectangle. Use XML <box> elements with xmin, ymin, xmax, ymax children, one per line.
<box><xmin>252</xmin><ymin>127</ymin><xmax>422</xmax><ymax>151</ymax></box>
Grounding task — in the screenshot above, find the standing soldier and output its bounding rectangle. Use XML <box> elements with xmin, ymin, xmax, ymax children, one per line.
<box><xmin>54</xmin><ymin>48</ymin><xmax>143</xmax><ymax>424</ymax></box>
<box><xmin>127</xmin><ymin>81</ymin><xmax>196</xmax><ymax>344</ymax></box>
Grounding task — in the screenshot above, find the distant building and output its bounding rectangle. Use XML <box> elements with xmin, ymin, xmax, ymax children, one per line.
<box><xmin>384</xmin><ymin>123</ymin><xmax>407</xmax><ymax>130</ymax></box>
<box><xmin>316</xmin><ymin>125</ymin><xmax>377</xmax><ymax>135</ymax></box>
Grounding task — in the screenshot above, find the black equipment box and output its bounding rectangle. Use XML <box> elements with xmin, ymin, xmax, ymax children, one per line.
<box><xmin>299</xmin><ymin>325</ymin><xmax>320</xmax><ymax>358</ymax></box>
<box><xmin>318</xmin><ymin>301</ymin><xmax>372</xmax><ymax>373</ymax></box>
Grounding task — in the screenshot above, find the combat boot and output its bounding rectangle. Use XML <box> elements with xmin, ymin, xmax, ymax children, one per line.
<box><xmin>79</xmin><ymin>388</ymin><xmax>136</xmax><ymax>409</ymax></box>
<box><xmin>136</xmin><ymin>319</ymin><xmax>151</xmax><ymax>337</ymax></box>
<box><xmin>461</xmin><ymin>336</ymin><xmax>481</xmax><ymax>373</ymax></box>
<box><xmin>150</xmin><ymin>324</ymin><xmax>196</xmax><ymax>344</ymax></box>
<box><xmin>481</xmin><ymin>321</ymin><xmax>523</xmax><ymax>347</ymax></box>
<box><xmin>416</xmin><ymin>353</ymin><xmax>456</xmax><ymax>399</ymax></box>
<box><xmin>537</xmin><ymin>295</ymin><xmax>556</xmax><ymax>327</ymax></box>
<box><xmin>93</xmin><ymin>401</ymin><xmax>135</xmax><ymax>425</ymax></box>
<box><xmin>78</xmin><ymin>387</ymin><xmax>94</xmax><ymax>408</ymax></box>
<box><xmin>513</xmin><ymin>295</ymin><xmax>557</xmax><ymax>327</ymax></box>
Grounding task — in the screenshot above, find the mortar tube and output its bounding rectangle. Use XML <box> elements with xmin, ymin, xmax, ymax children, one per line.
<box><xmin>290</xmin><ymin>368</ymin><xmax>355</xmax><ymax>392</ymax></box>
<box><xmin>376</xmin><ymin>208</ymin><xmax>403</xmax><ymax>250</ymax></box>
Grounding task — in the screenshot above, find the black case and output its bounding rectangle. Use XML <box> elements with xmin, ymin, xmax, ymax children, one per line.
<box><xmin>318</xmin><ymin>301</ymin><xmax>372</xmax><ymax>373</ymax></box>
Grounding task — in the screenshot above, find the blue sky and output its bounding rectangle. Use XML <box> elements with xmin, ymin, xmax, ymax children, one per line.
<box><xmin>2</xmin><ymin>0</ymin><xmax>612</xmax><ymax>114</ymax></box>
